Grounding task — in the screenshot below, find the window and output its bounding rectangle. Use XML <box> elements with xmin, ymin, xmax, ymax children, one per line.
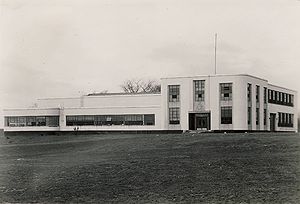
<box><xmin>264</xmin><ymin>109</ymin><xmax>267</xmax><ymax>126</ymax></box>
<box><xmin>256</xmin><ymin>85</ymin><xmax>260</xmax><ymax>103</ymax></box>
<box><xmin>221</xmin><ymin>106</ymin><xmax>232</xmax><ymax>124</ymax></box>
<box><xmin>247</xmin><ymin>84</ymin><xmax>252</xmax><ymax>102</ymax></box>
<box><xmin>18</xmin><ymin>117</ymin><xmax>26</xmax><ymax>126</ymax></box>
<box><xmin>144</xmin><ymin>114</ymin><xmax>155</xmax><ymax>125</ymax></box>
<box><xmin>124</xmin><ymin>115</ymin><xmax>143</xmax><ymax>125</ymax></box>
<box><xmin>26</xmin><ymin>117</ymin><xmax>36</xmax><ymax>126</ymax></box>
<box><xmin>220</xmin><ymin>83</ymin><xmax>232</xmax><ymax>101</ymax></box>
<box><xmin>168</xmin><ymin>85</ymin><xmax>180</xmax><ymax>102</ymax></box>
<box><xmin>278</xmin><ymin>112</ymin><xmax>282</xmax><ymax>124</ymax></box>
<box><xmin>256</xmin><ymin>108</ymin><xmax>260</xmax><ymax>125</ymax></box>
<box><xmin>169</xmin><ymin>108</ymin><xmax>180</xmax><ymax>124</ymax></box>
<box><xmin>8</xmin><ymin>117</ymin><xmax>19</xmax><ymax>127</ymax></box>
<box><xmin>248</xmin><ymin>107</ymin><xmax>252</xmax><ymax>125</ymax></box>
<box><xmin>194</xmin><ymin>80</ymin><xmax>205</xmax><ymax>101</ymax></box>
<box><xmin>264</xmin><ymin>87</ymin><xmax>267</xmax><ymax>104</ymax></box>
<box><xmin>46</xmin><ymin>116</ymin><xmax>59</xmax><ymax>127</ymax></box>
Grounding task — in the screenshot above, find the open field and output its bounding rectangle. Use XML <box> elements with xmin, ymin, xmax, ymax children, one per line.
<box><xmin>0</xmin><ymin>132</ymin><xmax>300</xmax><ymax>203</ymax></box>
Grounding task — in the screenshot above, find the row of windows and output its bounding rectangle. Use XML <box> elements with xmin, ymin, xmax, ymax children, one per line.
<box><xmin>247</xmin><ymin>107</ymin><xmax>267</xmax><ymax>126</ymax></box>
<box><xmin>248</xmin><ymin>84</ymin><xmax>268</xmax><ymax>104</ymax></box>
<box><xmin>268</xmin><ymin>90</ymin><xmax>294</xmax><ymax>107</ymax></box>
<box><xmin>278</xmin><ymin>113</ymin><xmax>294</xmax><ymax>127</ymax></box>
<box><xmin>248</xmin><ymin>84</ymin><xmax>268</xmax><ymax>128</ymax></box>
<box><xmin>5</xmin><ymin>116</ymin><xmax>59</xmax><ymax>127</ymax></box>
<box><xmin>169</xmin><ymin>83</ymin><xmax>294</xmax><ymax>106</ymax></box>
<box><xmin>66</xmin><ymin>114</ymin><xmax>155</xmax><ymax>126</ymax></box>
<box><xmin>169</xmin><ymin>82</ymin><xmax>232</xmax><ymax>103</ymax></box>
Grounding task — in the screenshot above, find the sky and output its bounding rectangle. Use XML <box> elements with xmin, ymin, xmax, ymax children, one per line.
<box><xmin>0</xmin><ymin>0</ymin><xmax>300</xmax><ymax>127</ymax></box>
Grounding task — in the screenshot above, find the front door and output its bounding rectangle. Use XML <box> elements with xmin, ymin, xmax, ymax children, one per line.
<box><xmin>196</xmin><ymin>116</ymin><xmax>208</xmax><ymax>130</ymax></box>
<box><xmin>189</xmin><ymin>113</ymin><xmax>210</xmax><ymax>130</ymax></box>
<box><xmin>270</xmin><ymin>113</ymin><xmax>276</xmax><ymax>132</ymax></box>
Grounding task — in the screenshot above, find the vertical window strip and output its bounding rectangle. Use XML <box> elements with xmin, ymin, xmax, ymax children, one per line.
<box><xmin>194</xmin><ymin>80</ymin><xmax>205</xmax><ymax>101</ymax></box>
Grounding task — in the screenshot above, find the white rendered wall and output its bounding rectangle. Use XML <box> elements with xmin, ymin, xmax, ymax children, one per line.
<box><xmin>161</xmin><ymin>75</ymin><xmax>253</xmax><ymax>131</ymax></box>
<box><xmin>242</xmin><ymin>76</ymin><xmax>269</xmax><ymax>131</ymax></box>
<box><xmin>83</xmin><ymin>94</ymin><xmax>161</xmax><ymax>108</ymax></box>
<box><xmin>37</xmin><ymin>98</ymin><xmax>81</xmax><ymax>108</ymax></box>
<box><xmin>5</xmin><ymin>94</ymin><xmax>162</xmax><ymax>131</ymax></box>
<box><xmin>161</xmin><ymin>74</ymin><xmax>296</xmax><ymax>132</ymax></box>
<box><xmin>267</xmin><ymin>84</ymin><xmax>297</xmax><ymax>132</ymax></box>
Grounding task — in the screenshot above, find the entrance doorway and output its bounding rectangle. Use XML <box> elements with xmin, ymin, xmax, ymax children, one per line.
<box><xmin>189</xmin><ymin>113</ymin><xmax>211</xmax><ymax>130</ymax></box>
<box><xmin>270</xmin><ymin>113</ymin><xmax>276</xmax><ymax>132</ymax></box>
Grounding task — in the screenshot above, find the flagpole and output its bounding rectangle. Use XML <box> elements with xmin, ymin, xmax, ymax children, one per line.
<box><xmin>214</xmin><ymin>33</ymin><xmax>217</xmax><ymax>75</ymax></box>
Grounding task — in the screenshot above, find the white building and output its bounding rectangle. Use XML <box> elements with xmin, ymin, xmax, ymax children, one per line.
<box><xmin>3</xmin><ymin>74</ymin><xmax>298</xmax><ymax>133</ymax></box>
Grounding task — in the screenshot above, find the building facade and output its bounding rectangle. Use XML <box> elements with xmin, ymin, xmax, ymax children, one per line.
<box><xmin>3</xmin><ymin>74</ymin><xmax>298</xmax><ymax>133</ymax></box>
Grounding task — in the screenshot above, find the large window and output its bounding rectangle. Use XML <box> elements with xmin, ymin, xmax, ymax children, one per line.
<box><xmin>66</xmin><ymin>114</ymin><xmax>155</xmax><ymax>126</ymax></box>
<box><xmin>194</xmin><ymin>80</ymin><xmax>205</xmax><ymax>101</ymax></box>
<box><xmin>220</xmin><ymin>83</ymin><xmax>232</xmax><ymax>101</ymax></box>
<box><xmin>168</xmin><ymin>85</ymin><xmax>180</xmax><ymax>102</ymax></box>
<box><xmin>5</xmin><ymin>116</ymin><xmax>59</xmax><ymax>127</ymax></box>
<box><xmin>169</xmin><ymin>108</ymin><xmax>180</xmax><ymax>124</ymax></box>
<box><xmin>221</xmin><ymin>106</ymin><xmax>232</xmax><ymax>124</ymax></box>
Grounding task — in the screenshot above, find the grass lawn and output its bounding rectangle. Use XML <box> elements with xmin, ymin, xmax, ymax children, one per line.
<box><xmin>0</xmin><ymin>132</ymin><xmax>299</xmax><ymax>203</ymax></box>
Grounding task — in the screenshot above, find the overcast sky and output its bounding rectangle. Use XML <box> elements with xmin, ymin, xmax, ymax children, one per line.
<box><xmin>0</xmin><ymin>0</ymin><xmax>300</xmax><ymax>126</ymax></box>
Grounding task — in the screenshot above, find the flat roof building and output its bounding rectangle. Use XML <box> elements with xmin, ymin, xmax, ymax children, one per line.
<box><xmin>3</xmin><ymin>74</ymin><xmax>298</xmax><ymax>133</ymax></box>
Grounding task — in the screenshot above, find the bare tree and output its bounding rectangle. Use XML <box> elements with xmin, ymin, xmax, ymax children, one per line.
<box><xmin>121</xmin><ymin>79</ymin><xmax>161</xmax><ymax>93</ymax></box>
